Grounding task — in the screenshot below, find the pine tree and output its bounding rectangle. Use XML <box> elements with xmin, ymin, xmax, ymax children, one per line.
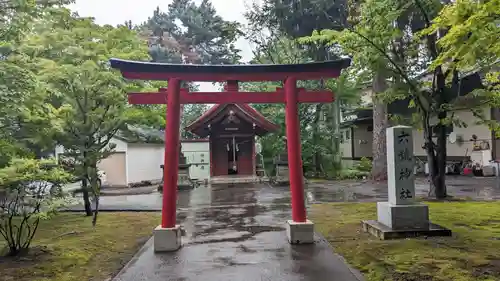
<box><xmin>140</xmin><ymin>0</ymin><xmax>242</xmax><ymax>64</ymax></box>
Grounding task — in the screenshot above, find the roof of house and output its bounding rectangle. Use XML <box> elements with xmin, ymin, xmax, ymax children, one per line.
<box><xmin>185</xmin><ymin>104</ymin><xmax>279</xmax><ymax>137</ymax></box>
<box><xmin>341</xmin><ymin>70</ymin><xmax>488</xmax><ymax>126</ymax></box>
<box><xmin>114</xmin><ymin>125</ymin><xmax>165</xmax><ymax>144</ymax></box>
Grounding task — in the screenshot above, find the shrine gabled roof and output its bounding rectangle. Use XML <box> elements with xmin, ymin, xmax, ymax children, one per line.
<box><xmin>185</xmin><ymin>104</ymin><xmax>279</xmax><ymax>136</ymax></box>
<box><xmin>109</xmin><ymin>58</ymin><xmax>351</xmax><ymax>82</ymax></box>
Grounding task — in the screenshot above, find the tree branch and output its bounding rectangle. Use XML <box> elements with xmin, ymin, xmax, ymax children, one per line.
<box><xmin>98</xmin><ymin>122</ymin><xmax>123</xmax><ymax>150</ymax></box>
<box><xmin>348</xmin><ymin>28</ymin><xmax>430</xmax><ymax>113</ymax></box>
<box><xmin>349</xmin><ymin>28</ymin><xmax>419</xmax><ymax>93</ymax></box>
<box><xmin>65</xmin><ymin>80</ymin><xmax>87</xmax><ymax>122</ymax></box>
<box><xmin>89</xmin><ymin>105</ymin><xmax>111</xmax><ymax>137</ymax></box>
<box><xmin>23</xmin><ymin>218</ymin><xmax>39</xmax><ymax>249</ymax></box>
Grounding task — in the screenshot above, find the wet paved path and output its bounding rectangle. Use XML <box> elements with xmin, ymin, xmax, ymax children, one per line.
<box><xmin>64</xmin><ymin>177</ymin><xmax>500</xmax><ymax>280</ymax></box>
<box><xmin>66</xmin><ymin>176</ymin><xmax>500</xmax><ymax>212</ymax></box>
<box><xmin>112</xmin><ymin>183</ymin><xmax>364</xmax><ymax>281</ymax></box>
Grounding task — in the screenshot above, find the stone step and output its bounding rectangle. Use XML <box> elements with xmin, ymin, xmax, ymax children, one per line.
<box><xmin>209</xmin><ymin>176</ymin><xmax>269</xmax><ymax>185</ymax></box>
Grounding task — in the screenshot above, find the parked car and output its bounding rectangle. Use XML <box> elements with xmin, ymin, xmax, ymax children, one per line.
<box><xmin>25</xmin><ymin>170</ymin><xmax>107</xmax><ymax>198</ymax></box>
<box><xmin>25</xmin><ymin>181</ymin><xmax>63</xmax><ymax>198</ymax></box>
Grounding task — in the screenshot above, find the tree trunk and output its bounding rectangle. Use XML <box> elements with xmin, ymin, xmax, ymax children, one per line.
<box><xmin>92</xmin><ymin>196</ymin><xmax>99</xmax><ymax>226</ymax></box>
<box><xmin>81</xmin><ymin>147</ymin><xmax>93</xmax><ymax>216</ymax></box>
<box><xmin>371</xmin><ymin>71</ymin><xmax>388</xmax><ymax>180</ymax></box>
<box><xmin>331</xmin><ymin>99</ymin><xmax>342</xmax><ymax>175</ymax></box>
<box><xmin>434</xmin><ymin>123</ymin><xmax>448</xmax><ymax>199</ymax></box>
<box><xmin>81</xmin><ymin>178</ymin><xmax>92</xmax><ymax>216</ymax></box>
<box><xmin>423</xmin><ymin>21</ymin><xmax>449</xmax><ymax>199</ymax></box>
<box><xmin>90</xmin><ymin>163</ymin><xmax>100</xmax><ymax>226</ymax></box>
<box><xmin>423</xmin><ymin>115</ymin><xmax>447</xmax><ymax>199</ymax></box>
<box><xmin>8</xmin><ymin>245</ymin><xmax>20</xmax><ymax>257</ymax></box>
<box><xmin>313</xmin><ymin>103</ymin><xmax>324</xmax><ymax>177</ymax></box>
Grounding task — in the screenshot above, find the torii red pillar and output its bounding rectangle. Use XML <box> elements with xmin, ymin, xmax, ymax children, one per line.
<box><xmin>162</xmin><ymin>78</ymin><xmax>181</xmax><ymax>228</ymax></box>
<box><xmin>284</xmin><ymin>77</ymin><xmax>307</xmax><ymax>222</ymax></box>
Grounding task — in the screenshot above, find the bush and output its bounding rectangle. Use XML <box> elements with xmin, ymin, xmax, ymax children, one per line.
<box><xmin>0</xmin><ymin>158</ymin><xmax>73</xmax><ymax>256</ymax></box>
<box><xmin>354</xmin><ymin>157</ymin><xmax>372</xmax><ymax>172</ymax></box>
<box><xmin>335</xmin><ymin>169</ymin><xmax>370</xmax><ymax>180</ymax></box>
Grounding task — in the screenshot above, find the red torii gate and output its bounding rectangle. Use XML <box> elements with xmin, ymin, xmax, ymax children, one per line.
<box><xmin>110</xmin><ymin>58</ymin><xmax>350</xmax><ymax>251</ymax></box>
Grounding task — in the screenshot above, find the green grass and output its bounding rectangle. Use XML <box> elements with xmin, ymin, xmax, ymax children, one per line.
<box><xmin>0</xmin><ymin>212</ymin><xmax>160</xmax><ymax>281</ymax></box>
<box><xmin>311</xmin><ymin>202</ymin><xmax>500</xmax><ymax>281</ymax></box>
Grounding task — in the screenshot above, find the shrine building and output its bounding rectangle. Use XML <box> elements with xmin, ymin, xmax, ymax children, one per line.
<box><xmin>183</xmin><ymin>103</ymin><xmax>278</xmax><ymax>183</ymax></box>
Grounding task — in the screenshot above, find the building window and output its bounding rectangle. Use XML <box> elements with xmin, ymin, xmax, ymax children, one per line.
<box><xmin>367</xmin><ymin>125</ymin><xmax>373</xmax><ymax>132</ymax></box>
<box><xmin>345</xmin><ymin>130</ymin><xmax>351</xmax><ymax>140</ymax></box>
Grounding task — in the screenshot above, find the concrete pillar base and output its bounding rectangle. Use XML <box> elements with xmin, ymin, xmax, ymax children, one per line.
<box><xmin>286</xmin><ymin>220</ymin><xmax>314</xmax><ymax>244</ymax></box>
<box><xmin>153</xmin><ymin>225</ymin><xmax>182</xmax><ymax>252</ymax></box>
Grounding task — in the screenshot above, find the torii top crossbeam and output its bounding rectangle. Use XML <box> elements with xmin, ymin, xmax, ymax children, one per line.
<box><xmin>109</xmin><ymin>58</ymin><xmax>351</xmax><ymax>82</ymax></box>
<box><xmin>110</xmin><ymin>58</ymin><xmax>351</xmax><ymax>105</ymax></box>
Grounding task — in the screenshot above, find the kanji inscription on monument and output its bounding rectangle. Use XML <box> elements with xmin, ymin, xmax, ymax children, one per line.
<box><xmin>387</xmin><ymin>126</ymin><xmax>415</xmax><ymax>205</ymax></box>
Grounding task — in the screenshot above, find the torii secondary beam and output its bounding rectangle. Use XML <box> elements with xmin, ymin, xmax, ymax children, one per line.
<box><xmin>127</xmin><ymin>88</ymin><xmax>335</xmax><ymax>104</ymax></box>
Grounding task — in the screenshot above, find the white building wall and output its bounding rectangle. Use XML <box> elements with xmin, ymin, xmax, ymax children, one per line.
<box><xmin>413</xmin><ymin>108</ymin><xmax>492</xmax><ymax>157</ymax></box>
<box><xmin>109</xmin><ymin>138</ymin><xmax>128</xmax><ymax>152</ymax></box>
<box><xmin>181</xmin><ymin>141</ymin><xmax>210</xmax><ymax>181</ymax></box>
<box><xmin>352</xmin><ymin>123</ymin><xmax>373</xmax><ymax>158</ymax></box>
<box><xmin>97</xmin><ymin>152</ymin><xmax>127</xmax><ymax>187</ymax></box>
<box><xmin>55</xmin><ymin>137</ymin><xmax>130</xmax><ymax>186</ymax></box>
<box><xmin>340</xmin><ymin>108</ymin><xmax>493</xmax><ymax>160</ymax></box>
<box><xmin>126</xmin><ymin>143</ymin><xmax>164</xmax><ymax>184</ymax></box>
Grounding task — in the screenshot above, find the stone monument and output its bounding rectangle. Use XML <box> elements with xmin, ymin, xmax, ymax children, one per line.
<box><xmin>362</xmin><ymin>126</ymin><xmax>452</xmax><ymax>239</ymax></box>
<box><xmin>158</xmin><ymin>147</ymin><xmax>194</xmax><ymax>192</ymax></box>
<box><xmin>177</xmin><ymin>149</ymin><xmax>194</xmax><ymax>190</ymax></box>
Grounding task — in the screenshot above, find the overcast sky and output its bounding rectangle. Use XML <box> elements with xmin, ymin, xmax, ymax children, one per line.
<box><xmin>69</xmin><ymin>0</ymin><xmax>258</xmax><ymax>91</ymax></box>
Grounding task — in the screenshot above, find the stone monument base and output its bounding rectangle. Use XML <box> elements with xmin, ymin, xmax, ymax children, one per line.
<box><xmin>362</xmin><ymin>202</ymin><xmax>452</xmax><ymax>240</ymax></box>
<box><xmin>177</xmin><ymin>166</ymin><xmax>195</xmax><ymax>190</ymax></box>
<box><xmin>153</xmin><ymin>225</ymin><xmax>182</xmax><ymax>252</ymax></box>
<box><xmin>286</xmin><ymin>220</ymin><xmax>315</xmax><ymax>244</ymax></box>
<box><xmin>377</xmin><ymin>202</ymin><xmax>429</xmax><ymax>230</ymax></box>
<box><xmin>274</xmin><ymin>164</ymin><xmax>290</xmax><ymax>185</ymax></box>
<box><xmin>362</xmin><ymin>220</ymin><xmax>452</xmax><ymax>240</ymax></box>
<box><xmin>177</xmin><ymin>176</ymin><xmax>194</xmax><ymax>190</ymax></box>
<box><xmin>274</xmin><ymin>177</ymin><xmax>290</xmax><ymax>186</ymax></box>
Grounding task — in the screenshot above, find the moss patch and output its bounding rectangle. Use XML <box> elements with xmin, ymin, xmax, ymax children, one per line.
<box><xmin>0</xmin><ymin>212</ymin><xmax>160</xmax><ymax>281</ymax></box>
<box><xmin>311</xmin><ymin>202</ymin><xmax>500</xmax><ymax>281</ymax></box>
